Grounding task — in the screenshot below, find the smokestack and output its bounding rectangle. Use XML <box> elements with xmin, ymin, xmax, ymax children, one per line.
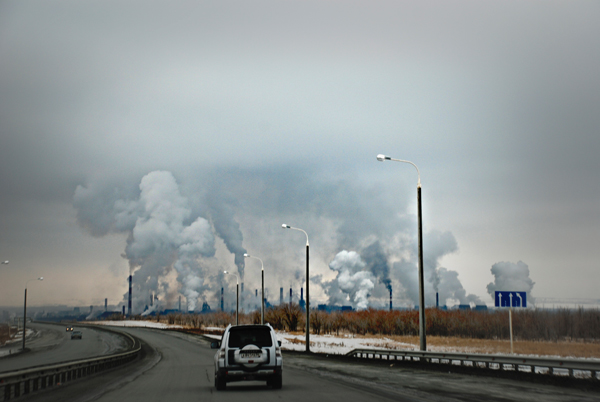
<box><xmin>122</xmin><ymin>305</ymin><xmax>125</xmax><ymax>315</ymax></box>
<box><xmin>104</xmin><ymin>298</ymin><xmax>107</xmax><ymax>312</ymax></box>
<box><xmin>389</xmin><ymin>286</ymin><xmax>393</xmax><ymax>311</ymax></box>
<box><xmin>241</xmin><ymin>282</ymin><xmax>244</xmax><ymax>311</ymax></box>
<box><xmin>436</xmin><ymin>292</ymin><xmax>439</xmax><ymax>308</ymax></box>
<box><xmin>128</xmin><ymin>275</ymin><xmax>132</xmax><ymax>316</ymax></box>
<box><xmin>300</xmin><ymin>287</ymin><xmax>304</xmax><ymax>302</ymax></box>
<box><xmin>150</xmin><ymin>293</ymin><xmax>153</xmax><ymax>307</ymax></box>
<box><xmin>221</xmin><ymin>287</ymin><xmax>224</xmax><ymax>311</ymax></box>
<box><xmin>255</xmin><ymin>289</ymin><xmax>258</xmax><ymax>297</ymax></box>
<box><xmin>289</xmin><ymin>288</ymin><xmax>292</xmax><ymax>307</ymax></box>
<box><xmin>179</xmin><ymin>295</ymin><xmax>182</xmax><ymax>312</ymax></box>
<box><xmin>280</xmin><ymin>287</ymin><xmax>283</xmax><ymax>305</ymax></box>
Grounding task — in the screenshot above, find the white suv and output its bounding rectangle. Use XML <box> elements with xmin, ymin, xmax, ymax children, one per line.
<box><xmin>211</xmin><ymin>324</ymin><xmax>283</xmax><ymax>390</ymax></box>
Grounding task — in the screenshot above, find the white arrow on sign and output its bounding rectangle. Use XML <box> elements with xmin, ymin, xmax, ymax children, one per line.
<box><xmin>517</xmin><ymin>293</ymin><xmax>523</xmax><ymax>307</ymax></box>
<box><xmin>509</xmin><ymin>293</ymin><xmax>513</xmax><ymax>307</ymax></box>
<box><xmin>498</xmin><ymin>293</ymin><xmax>502</xmax><ymax>306</ymax></box>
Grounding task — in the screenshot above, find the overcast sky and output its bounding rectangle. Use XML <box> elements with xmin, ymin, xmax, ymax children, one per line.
<box><xmin>1</xmin><ymin>0</ymin><xmax>599</xmax><ymax>311</ymax></box>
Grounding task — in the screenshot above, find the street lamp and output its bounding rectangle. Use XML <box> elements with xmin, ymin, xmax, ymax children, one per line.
<box><xmin>281</xmin><ymin>224</ymin><xmax>310</xmax><ymax>353</ymax></box>
<box><xmin>376</xmin><ymin>153</ymin><xmax>426</xmax><ymax>351</ymax></box>
<box><xmin>244</xmin><ymin>253</ymin><xmax>264</xmax><ymax>325</ymax></box>
<box><xmin>224</xmin><ymin>271</ymin><xmax>239</xmax><ymax>325</ymax></box>
<box><xmin>2</xmin><ymin>261</ymin><xmax>9</xmax><ymax>338</ymax></box>
<box><xmin>23</xmin><ymin>277</ymin><xmax>43</xmax><ymax>351</ymax></box>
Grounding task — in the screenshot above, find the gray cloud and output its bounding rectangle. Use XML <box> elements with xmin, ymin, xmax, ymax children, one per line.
<box><xmin>1</xmin><ymin>1</ymin><xmax>598</xmax><ymax>308</ymax></box>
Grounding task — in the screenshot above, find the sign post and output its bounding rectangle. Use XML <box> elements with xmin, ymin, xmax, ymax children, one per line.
<box><xmin>495</xmin><ymin>291</ymin><xmax>527</xmax><ymax>354</ymax></box>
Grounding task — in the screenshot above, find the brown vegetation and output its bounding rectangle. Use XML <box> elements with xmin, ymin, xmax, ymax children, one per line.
<box><xmin>0</xmin><ymin>324</ymin><xmax>13</xmax><ymax>345</ymax></box>
<box><xmin>157</xmin><ymin>305</ymin><xmax>600</xmax><ymax>343</ymax></box>
<box><xmin>104</xmin><ymin>305</ymin><xmax>600</xmax><ymax>358</ymax></box>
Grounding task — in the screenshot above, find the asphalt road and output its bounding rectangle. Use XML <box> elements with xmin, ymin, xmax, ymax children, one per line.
<box><xmin>16</xmin><ymin>326</ymin><xmax>600</xmax><ymax>402</ymax></box>
<box><xmin>0</xmin><ymin>322</ymin><xmax>129</xmax><ymax>372</ymax></box>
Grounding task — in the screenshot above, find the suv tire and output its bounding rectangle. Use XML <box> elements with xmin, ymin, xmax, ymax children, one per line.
<box><xmin>271</xmin><ymin>373</ymin><xmax>282</xmax><ymax>389</ymax></box>
<box><xmin>215</xmin><ymin>375</ymin><xmax>226</xmax><ymax>390</ymax></box>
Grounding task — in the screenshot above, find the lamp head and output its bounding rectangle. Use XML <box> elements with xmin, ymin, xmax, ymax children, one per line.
<box><xmin>1</xmin><ymin>261</ymin><xmax>8</xmax><ymax>264</ymax></box>
<box><xmin>223</xmin><ymin>270</ymin><xmax>228</xmax><ymax>274</ymax></box>
<box><xmin>376</xmin><ymin>154</ymin><xmax>389</xmax><ymax>162</ymax></box>
<box><xmin>38</xmin><ymin>277</ymin><xmax>43</xmax><ymax>281</ymax></box>
<box><xmin>282</xmin><ymin>224</ymin><xmax>290</xmax><ymax>229</ymax></box>
<box><xmin>243</xmin><ymin>253</ymin><xmax>249</xmax><ymax>257</ymax></box>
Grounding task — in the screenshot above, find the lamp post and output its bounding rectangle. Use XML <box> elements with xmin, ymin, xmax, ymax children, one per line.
<box><xmin>377</xmin><ymin>154</ymin><xmax>426</xmax><ymax>351</ymax></box>
<box><xmin>281</xmin><ymin>224</ymin><xmax>310</xmax><ymax>353</ymax></box>
<box><xmin>224</xmin><ymin>271</ymin><xmax>239</xmax><ymax>325</ymax></box>
<box><xmin>23</xmin><ymin>277</ymin><xmax>43</xmax><ymax>351</ymax></box>
<box><xmin>2</xmin><ymin>261</ymin><xmax>9</xmax><ymax>338</ymax></box>
<box><xmin>244</xmin><ymin>254</ymin><xmax>264</xmax><ymax>325</ymax></box>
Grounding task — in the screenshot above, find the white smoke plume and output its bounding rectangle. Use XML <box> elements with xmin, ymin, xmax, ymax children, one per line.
<box><xmin>325</xmin><ymin>251</ymin><xmax>375</xmax><ymax>310</ymax></box>
<box><xmin>486</xmin><ymin>261</ymin><xmax>535</xmax><ymax>303</ymax></box>
<box><xmin>392</xmin><ymin>230</ymin><xmax>463</xmax><ymax>306</ymax></box>
<box><xmin>206</xmin><ymin>179</ymin><xmax>247</xmax><ymax>279</ymax></box>
<box><xmin>74</xmin><ymin>167</ymin><xmax>486</xmax><ymax>312</ymax></box>
<box><xmin>74</xmin><ymin>171</ymin><xmax>216</xmax><ymax>312</ymax></box>
<box><xmin>361</xmin><ymin>241</ymin><xmax>391</xmax><ymax>292</ymax></box>
<box><xmin>437</xmin><ymin>268</ymin><xmax>482</xmax><ymax>306</ymax></box>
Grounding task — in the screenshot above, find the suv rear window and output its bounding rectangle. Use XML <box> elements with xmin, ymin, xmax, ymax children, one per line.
<box><xmin>228</xmin><ymin>327</ymin><xmax>273</xmax><ymax>348</ymax></box>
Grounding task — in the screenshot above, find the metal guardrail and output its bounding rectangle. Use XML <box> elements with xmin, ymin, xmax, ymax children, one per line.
<box><xmin>0</xmin><ymin>331</ymin><xmax>142</xmax><ymax>401</ymax></box>
<box><xmin>346</xmin><ymin>348</ymin><xmax>600</xmax><ymax>380</ymax></box>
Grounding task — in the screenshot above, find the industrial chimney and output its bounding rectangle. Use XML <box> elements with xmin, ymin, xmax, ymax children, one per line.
<box><xmin>300</xmin><ymin>287</ymin><xmax>306</xmax><ymax>310</ymax></box>
<box><xmin>436</xmin><ymin>292</ymin><xmax>439</xmax><ymax>308</ymax></box>
<box><xmin>389</xmin><ymin>286</ymin><xmax>393</xmax><ymax>311</ymax></box>
<box><xmin>280</xmin><ymin>287</ymin><xmax>283</xmax><ymax>305</ymax></box>
<box><xmin>179</xmin><ymin>295</ymin><xmax>182</xmax><ymax>312</ymax></box>
<box><xmin>289</xmin><ymin>288</ymin><xmax>292</xmax><ymax>307</ymax></box>
<box><xmin>127</xmin><ymin>275</ymin><xmax>132</xmax><ymax>316</ymax></box>
<box><xmin>220</xmin><ymin>287</ymin><xmax>224</xmax><ymax>311</ymax></box>
<box><xmin>104</xmin><ymin>298</ymin><xmax>108</xmax><ymax>312</ymax></box>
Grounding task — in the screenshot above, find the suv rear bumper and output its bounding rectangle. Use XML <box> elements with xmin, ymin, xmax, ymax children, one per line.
<box><xmin>217</xmin><ymin>366</ymin><xmax>282</xmax><ymax>382</ymax></box>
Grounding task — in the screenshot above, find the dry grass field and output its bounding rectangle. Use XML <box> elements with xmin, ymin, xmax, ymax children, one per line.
<box><xmin>282</xmin><ymin>331</ymin><xmax>600</xmax><ymax>358</ymax></box>
<box><xmin>368</xmin><ymin>334</ymin><xmax>600</xmax><ymax>358</ymax></box>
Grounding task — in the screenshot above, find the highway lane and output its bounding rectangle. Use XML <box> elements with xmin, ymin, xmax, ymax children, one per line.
<box><xmin>0</xmin><ymin>322</ymin><xmax>129</xmax><ymax>372</ymax></box>
<box><xmin>21</xmin><ymin>326</ymin><xmax>600</xmax><ymax>402</ymax></box>
<box><xmin>87</xmin><ymin>327</ymin><xmax>409</xmax><ymax>402</ymax></box>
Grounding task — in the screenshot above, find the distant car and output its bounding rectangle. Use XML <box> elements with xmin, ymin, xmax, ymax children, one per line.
<box><xmin>211</xmin><ymin>324</ymin><xmax>283</xmax><ymax>390</ymax></box>
<box><xmin>66</xmin><ymin>326</ymin><xmax>73</xmax><ymax>332</ymax></box>
<box><xmin>71</xmin><ymin>330</ymin><xmax>82</xmax><ymax>340</ymax></box>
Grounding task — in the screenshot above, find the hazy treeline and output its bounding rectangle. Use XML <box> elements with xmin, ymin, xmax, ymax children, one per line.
<box><xmin>121</xmin><ymin>305</ymin><xmax>600</xmax><ymax>342</ymax></box>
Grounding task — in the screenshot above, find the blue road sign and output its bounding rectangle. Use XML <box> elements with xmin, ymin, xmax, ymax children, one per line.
<box><xmin>495</xmin><ymin>291</ymin><xmax>527</xmax><ymax>308</ymax></box>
